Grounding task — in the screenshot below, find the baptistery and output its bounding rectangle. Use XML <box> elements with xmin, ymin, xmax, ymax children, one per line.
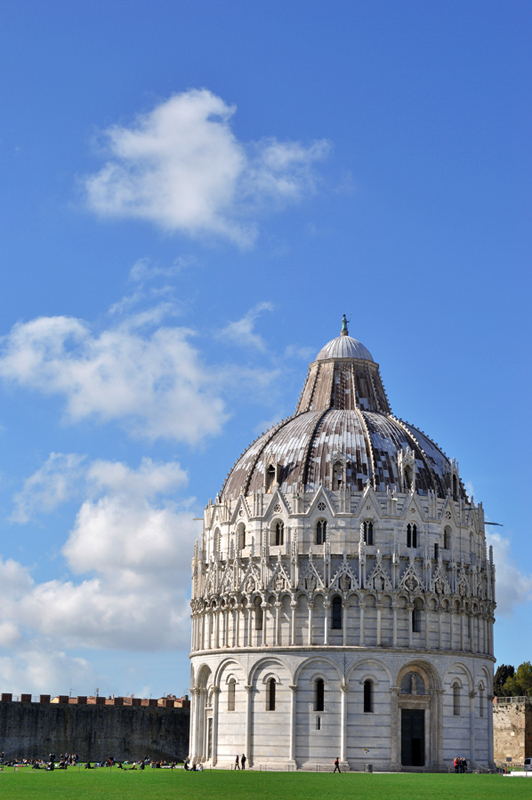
<box><xmin>189</xmin><ymin>319</ymin><xmax>495</xmax><ymax>770</ymax></box>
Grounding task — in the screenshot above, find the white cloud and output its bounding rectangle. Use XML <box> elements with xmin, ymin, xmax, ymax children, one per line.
<box><xmin>5</xmin><ymin>456</ymin><xmax>196</xmax><ymax>652</ymax></box>
<box><xmin>85</xmin><ymin>89</ymin><xmax>330</xmax><ymax>246</ymax></box>
<box><xmin>0</xmin><ymin>650</ymin><xmax>97</xmax><ymax>696</ymax></box>
<box><xmin>487</xmin><ymin>531</ymin><xmax>532</xmax><ymax>616</ymax></box>
<box><xmin>219</xmin><ymin>302</ymin><xmax>273</xmax><ymax>351</ymax></box>
<box><xmin>11</xmin><ymin>453</ymin><xmax>86</xmax><ymax>523</ymax></box>
<box><xmin>0</xmin><ymin>315</ymin><xmax>227</xmax><ymax>443</ymax></box>
<box><xmin>129</xmin><ymin>255</ymin><xmax>194</xmax><ymax>282</ymax></box>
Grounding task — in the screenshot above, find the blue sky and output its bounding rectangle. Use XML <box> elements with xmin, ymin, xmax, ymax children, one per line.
<box><xmin>0</xmin><ymin>0</ymin><xmax>530</xmax><ymax>697</ymax></box>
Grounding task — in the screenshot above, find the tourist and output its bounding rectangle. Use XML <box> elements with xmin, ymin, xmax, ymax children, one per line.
<box><xmin>333</xmin><ymin>757</ymin><xmax>341</xmax><ymax>773</ymax></box>
<box><xmin>235</xmin><ymin>755</ymin><xmax>240</xmax><ymax>770</ymax></box>
<box><xmin>241</xmin><ymin>753</ymin><xmax>246</xmax><ymax>770</ymax></box>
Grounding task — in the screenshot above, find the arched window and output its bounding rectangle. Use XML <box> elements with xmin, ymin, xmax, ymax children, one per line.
<box><xmin>316</xmin><ymin>519</ymin><xmax>327</xmax><ymax>545</ymax></box>
<box><xmin>332</xmin><ymin>462</ymin><xmax>344</xmax><ymax>490</ymax></box>
<box><xmin>434</xmin><ymin>542</ymin><xmax>439</xmax><ymax>560</ymax></box>
<box><xmin>213</xmin><ymin>528</ymin><xmax>221</xmax><ymax>556</ymax></box>
<box><xmin>331</xmin><ymin>596</ymin><xmax>342</xmax><ymax>629</ymax></box>
<box><xmin>479</xmin><ymin>684</ymin><xmax>484</xmax><ymax>718</ymax></box>
<box><xmin>238</xmin><ymin>525</ymin><xmax>246</xmax><ymax>550</ymax></box>
<box><xmin>267</xmin><ymin>678</ymin><xmax>276</xmax><ymax>711</ymax></box>
<box><xmin>404</xmin><ymin>465</ymin><xmax>413</xmax><ymax>490</ymax></box>
<box><xmin>275</xmin><ymin>521</ymin><xmax>284</xmax><ymax>546</ymax></box>
<box><xmin>266</xmin><ymin>464</ymin><xmax>276</xmax><ymax>493</ymax></box>
<box><xmin>363</xmin><ymin>680</ymin><xmax>373</xmax><ymax>713</ymax></box>
<box><xmin>444</xmin><ymin>527</ymin><xmax>451</xmax><ymax>550</ymax></box>
<box><xmin>452</xmin><ymin>474</ymin><xmax>458</xmax><ymax>500</ymax></box>
<box><xmin>363</xmin><ymin>520</ymin><xmax>373</xmax><ymax>545</ymax></box>
<box><xmin>228</xmin><ymin>679</ymin><xmax>236</xmax><ymax>711</ymax></box>
<box><xmin>407</xmin><ymin>523</ymin><xmax>417</xmax><ymax>548</ymax></box>
<box><xmin>453</xmin><ymin>683</ymin><xmax>460</xmax><ymax>716</ymax></box>
<box><xmin>412</xmin><ymin>607</ymin><xmax>422</xmax><ymax>633</ymax></box>
<box><xmin>315</xmin><ymin>679</ymin><xmax>324</xmax><ymax>712</ymax></box>
<box><xmin>254</xmin><ymin>598</ymin><xmax>263</xmax><ymax>630</ymax></box>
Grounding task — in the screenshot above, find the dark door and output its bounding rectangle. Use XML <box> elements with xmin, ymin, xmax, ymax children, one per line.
<box><xmin>401</xmin><ymin>709</ymin><xmax>425</xmax><ymax>766</ymax></box>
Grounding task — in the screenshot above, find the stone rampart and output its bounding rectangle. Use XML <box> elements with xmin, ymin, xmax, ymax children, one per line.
<box><xmin>493</xmin><ymin>697</ymin><xmax>532</xmax><ymax>765</ymax></box>
<box><xmin>0</xmin><ymin>696</ymin><xmax>190</xmax><ymax>762</ymax></box>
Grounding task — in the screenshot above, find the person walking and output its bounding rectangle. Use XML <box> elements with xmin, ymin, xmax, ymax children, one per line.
<box><xmin>241</xmin><ymin>754</ymin><xmax>246</xmax><ymax>770</ymax></box>
<box><xmin>333</xmin><ymin>757</ymin><xmax>341</xmax><ymax>773</ymax></box>
<box><xmin>235</xmin><ymin>755</ymin><xmax>240</xmax><ymax>770</ymax></box>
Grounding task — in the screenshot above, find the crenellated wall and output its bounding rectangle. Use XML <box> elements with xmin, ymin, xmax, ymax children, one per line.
<box><xmin>0</xmin><ymin>696</ymin><xmax>189</xmax><ymax>761</ymax></box>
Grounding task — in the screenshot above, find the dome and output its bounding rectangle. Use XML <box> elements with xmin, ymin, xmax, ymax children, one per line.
<box><xmin>316</xmin><ymin>334</ymin><xmax>373</xmax><ymax>362</ymax></box>
<box><xmin>220</xmin><ymin>320</ymin><xmax>462</xmax><ymax>502</ymax></box>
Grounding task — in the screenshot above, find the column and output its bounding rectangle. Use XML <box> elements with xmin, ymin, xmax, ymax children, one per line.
<box><xmin>235</xmin><ymin>605</ymin><xmax>240</xmax><ymax>647</ymax></box>
<box><xmin>207</xmin><ymin>609</ymin><xmax>213</xmax><ymax>649</ymax></box>
<box><xmin>359</xmin><ymin>603</ymin><xmax>365</xmax><ymax>646</ymax></box>
<box><xmin>342</xmin><ymin>603</ymin><xmax>348</xmax><ymax>646</ymax></box>
<box><xmin>376</xmin><ymin>603</ymin><xmax>382</xmax><ymax>646</ymax></box>
<box><xmin>245</xmin><ymin>684</ymin><xmax>253</xmax><ymax>765</ymax></box>
<box><xmin>247</xmin><ymin>606</ymin><xmax>253</xmax><ymax>648</ymax></box>
<box><xmin>212</xmin><ymin>686</ymin><xmax>220</xmax><ymax>765</ymax></box>
<box><xmin>307</xmin><ymin>602</ymin><xmax>314</xmax><ymax>646</ymax></box>
<box><xmin>215</xmin><ymin>608</ymin><xmax>220</xmax><ymax>649</ymax></box>
<box><xmin>449</xmin><ymin>609</ymin><xmax>454</xmax><ymax>650</ymax></box>
<box><xmin>435</xmin><ymin>689</ymin><xmax>445</xmax><ymax>767</ymax></box>
<box><xmin>289</xmin><ymin>685</ymin><xmax>298</xmax><ymax>765</ymax></box>
<box><xmin>290</xmin><ymin>601</ymin><xmax>297</xmax><ymax>646</ymax></box>
<box><xmin>460</xmin><ymin>614</ymin><xmax>465</xmax><ymax>651</ymax></box>
<box><xmin>487</xmin><ymin>694</ymin><xmax>494</xmax><ymax>765</ymax></box>
<box><xmin>390</xmin><ymin>687</ymin><xmax>400</xmax><ymax>769</ymax></box>
<box><xmin>469</xmin><ymin>690</ymin><xmax>476</xmax><ymax>766</ymax></box>
<box><xmin>221</xmin><ymin>609</ymin><xmax>226</xmax><ymax>647</ymax></box>
<box><xmin>189</xmin><ymin>688</ymin><xmax>198</xmax><ymax>760</ymax></box>
<box><xmin>438</xmin><ymin>609</ymin><xmax>442</xmax><ymax>650</ymax></box>
<box><xmin>262</xmin><ymin>602</ymin><xmax>269</xmax><ymax>646</ymax></box>
<box><xmin>340</xmin><ymin>683</ymin><xmax>348</xmax><ymax>764</ymax></box>
<box><xmin>425</xmin><ymin>607</ymin><xmax>430</xmax><ymax>649</ymax></box>
<box><xmin>274</xmin><ymin>601</ymin><xmax>281</xmax><ymax>646</ymax></box>
<box><xmin>323</xmin><ymin>601</ymin><xmax>329</xmax><ymax>646</ymax></box>
<box><xmin>392</xmin><ymin>603</ymin><xmax>398</xmax><ymax>647</ymax></box>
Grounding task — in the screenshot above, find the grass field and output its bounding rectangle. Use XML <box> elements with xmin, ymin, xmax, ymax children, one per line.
<box><xmin>0</xmin><ymin>768</ymin><xmax>527</xmax><ymax>800</ymax></box>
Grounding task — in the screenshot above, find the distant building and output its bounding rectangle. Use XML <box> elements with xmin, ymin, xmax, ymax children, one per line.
<box><xmin>189</xmin><ymin>321</ymin><xmax>496</xmax><ymax>770</ymax></box>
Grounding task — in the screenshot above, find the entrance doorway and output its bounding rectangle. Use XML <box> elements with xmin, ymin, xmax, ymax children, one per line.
<box><xmin>401</xmin><ymin>709</ymin><xmax>425</xmax><ymax>766</ymax></box>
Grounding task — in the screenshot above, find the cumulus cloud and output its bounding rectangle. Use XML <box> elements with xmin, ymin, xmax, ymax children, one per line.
<box><xmin>6</xmin><ymin>456</ymin><xmax>197</xmax><ymax>652</ymax></box>
<box><xmin>219</xmin><ymin>302</ymin><xmax>273</xmax><ymax>351</ymax></box>
<box><xmin>0</xmin><ymin>650</ymin><xmax>97</xmax><ymax>696</ymax></box>
<box><xmin>487</xmin><ymin>530</ymin><xmax>532</xmax><ymax>616</ymax></box>
<box><xmin>0</xmin><ymin>314</ymin><xmax>227</xmax><ymax>443</ymax></box>
<box><xmin>85</xmin><ymin>89</ymin><xmax>330</xmax><ymax>246</ymax></box>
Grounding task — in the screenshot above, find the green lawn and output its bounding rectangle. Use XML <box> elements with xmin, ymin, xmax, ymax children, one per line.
<box><xmin>0</xmin><ymin>767</ymin><xmax>525</xmax><ymax>800</ymax></box>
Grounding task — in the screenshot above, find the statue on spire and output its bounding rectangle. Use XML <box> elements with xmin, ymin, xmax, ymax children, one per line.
<box><xmin>341</xmin><ymin>314</ymin><xmax>349</xmax><ymax>336</ymax></box>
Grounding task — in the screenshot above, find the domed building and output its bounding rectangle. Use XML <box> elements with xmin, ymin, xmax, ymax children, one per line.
<box><xmin>188</xmin><ymin>320</ymin><xmax>495</xmax><ymax>771</ymax></box>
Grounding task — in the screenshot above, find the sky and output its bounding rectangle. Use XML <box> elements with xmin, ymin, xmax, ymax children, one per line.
<box><xmin>0</xmin><ymin>0</ymin><xmax>530</xmax><ymax>698</ymax></box>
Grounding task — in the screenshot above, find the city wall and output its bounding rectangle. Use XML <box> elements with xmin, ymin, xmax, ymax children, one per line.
<box><xmin>0</xmin><ymin>694</ymin><xmax>190</xmax><ymax>762</ymax></box>
<box><xmin>493</xmin><ymin>697</ymin><xmax>532</xmax><ymax>766</ymax></box>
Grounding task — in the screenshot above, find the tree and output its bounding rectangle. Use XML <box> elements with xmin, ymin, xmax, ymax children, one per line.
<box><xmin>510</xmin><ymin>662</ymin><xmax>532</xmax><ymax>697</ymax></box>
<box><xmin>494</xmin><ymin>664</ymin><xmax>514</xmax><ymax>696</ymax></box>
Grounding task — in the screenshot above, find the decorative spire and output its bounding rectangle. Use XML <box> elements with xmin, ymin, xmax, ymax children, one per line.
<box><xmin>341</xmin><ymin>314</ymin><xmax>349</xmax><ymax>336</ymax></box>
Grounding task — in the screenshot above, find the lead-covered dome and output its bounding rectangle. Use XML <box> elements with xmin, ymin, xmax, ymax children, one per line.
<box><xmin>220</xmin><ymin>321</ymin><xmax>462</xmax><ymax>502</ymax></box>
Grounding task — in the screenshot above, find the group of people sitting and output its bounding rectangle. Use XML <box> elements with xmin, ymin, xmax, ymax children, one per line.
<box><xmin>453</xmin><ymin>757</ymin><xmax>468</xmax><ymax>773</ymax></box>
<box><xmin>184</xmin><ymin>758</ymin><xmax>204</xmax><ymax>771</ymax></box>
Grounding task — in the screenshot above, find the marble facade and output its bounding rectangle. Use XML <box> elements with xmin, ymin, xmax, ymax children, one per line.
<box><xmin>188</xmin><ymin>324</ymin><xmax>495</xmax><ymax>770</ymax></box>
